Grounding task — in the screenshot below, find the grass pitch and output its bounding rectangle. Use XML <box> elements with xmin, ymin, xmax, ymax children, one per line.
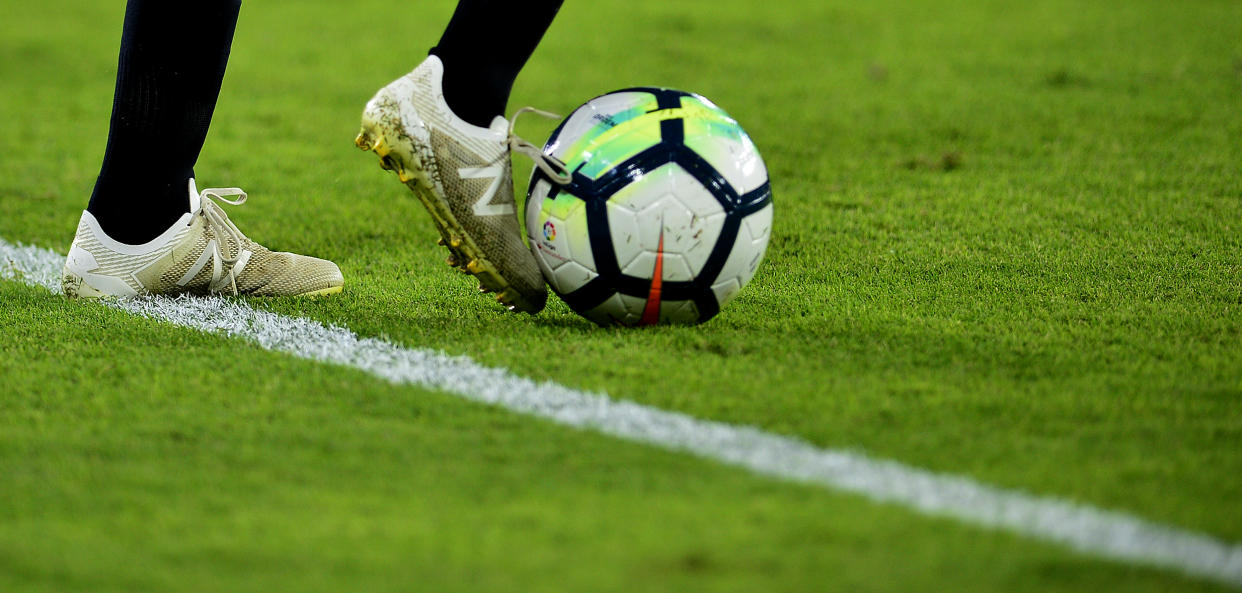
<box><xmin>2</xmin><ymin>0</ymin><xmax>1241</xmax><ymax>591</ymax></box>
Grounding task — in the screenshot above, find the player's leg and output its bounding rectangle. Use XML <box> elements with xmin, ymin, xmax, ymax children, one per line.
<box><xmin>64</xmin><ymin>0</ymin><xmax>342</xmax><ymax>298</ymax></box>
<box><xmin>355</xmin><ymin>0</ymin><xmax>564</xmax><ymax>314</ymax></box>
<box><xmin>87</xmin><ymin>0</ymin><xmax>239</xmax><ymax>246</ymax></box>
<box><xmin>431</xmin><ymin>0</ymin><xmax>565</xmax><ymax>128</ymax></box>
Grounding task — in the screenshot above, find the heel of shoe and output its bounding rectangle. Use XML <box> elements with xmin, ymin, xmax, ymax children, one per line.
<box><xmin>354</xmin><ymin>96</ymin><xmax>434</xmax><ymax>189</ymax></box>
<box><xmin>61</xmin><ymin>267</ymin><xmax>107</xmax><ymax>299</ymax></box>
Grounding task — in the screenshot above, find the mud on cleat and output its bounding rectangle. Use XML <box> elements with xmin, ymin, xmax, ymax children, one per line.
<box><xmin>62</xmin><ymin>179</ymin><xmax>343</xmax><ymax>299</ymax></box>
<box><xmin>354</xmin><ymin>55</ymin><xmax>547</xmax><ymax>314</ymax></box>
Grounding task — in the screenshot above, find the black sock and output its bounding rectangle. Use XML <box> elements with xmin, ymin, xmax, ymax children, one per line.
<box><xmin>87</xmin><ymin>0</ymin><xmax>241</xmax><ymax>245</ymax></box>
<box><xmin>430</xmin><ymin>0</ymin><xmax>563</xmax><ymax>128</ymax></box>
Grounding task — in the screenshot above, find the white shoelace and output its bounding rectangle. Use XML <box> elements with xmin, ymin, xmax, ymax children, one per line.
<box><xmin>508</xmin><ymin>107</ymin><xmax>574</xmax><ymax>185</ymax></box>
<box><xmin>196</xmin><ymin>187</ymin><xmax>250</xmax><ymax>295</ymax></box>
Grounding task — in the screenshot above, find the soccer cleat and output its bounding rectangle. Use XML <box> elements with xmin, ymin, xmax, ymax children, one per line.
<box><xmin>354</xmin><ymin>55</ymin><xmax>547</xmax><ymax>314</ymax></box>
<box><xmin>62</xmin><ymin>179</ymin><xmax>344</xmax><ymax>299</ymax></box>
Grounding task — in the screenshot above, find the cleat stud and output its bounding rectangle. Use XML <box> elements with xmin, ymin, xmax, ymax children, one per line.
<box><xmin>445</xmin><ymin>256</ymin><xmax>458</xmax><ymax>267</ymax></box>
<box><xmin>466</xmin><ymin>260</ymin><xmax>482</xmax><ymax>274</ymax></box>
<box><xmin>507</xmin><ymin>305</ymin><xmax>517</xmax><ymax>312</ymax></box>
<box><xmin>449</xmin><ymin>238</ymin><xmax>462</xmax><ymax>249</ymax></box>
<box><xmin>437</xmin><ymin>238</ymin><xmax>446</xmax><ymax>246</ymax></box>
<box><xmin>354</xmin><ymin>132</ymin><xmax>372</xmax><ymax>151</ymax></box>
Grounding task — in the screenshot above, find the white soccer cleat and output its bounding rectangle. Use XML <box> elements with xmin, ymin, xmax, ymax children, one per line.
<box><xmin>62</xmin><ymin>179</ymin><xmax>344</xmax><ymax>299</ymax></box>
<box><xmin>354</xmin><ymin>55</ymin><xmax>547</xmax><ymax>314</ymax></box>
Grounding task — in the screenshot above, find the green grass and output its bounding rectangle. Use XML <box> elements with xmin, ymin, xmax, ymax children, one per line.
<box><xmin>2</xmin><ymin>0</ymin><xmax>1241</xmax><ymax>590</ymax></box>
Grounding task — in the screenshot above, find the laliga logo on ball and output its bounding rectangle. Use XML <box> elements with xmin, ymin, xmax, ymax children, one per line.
<box><xmin>542</xmin><ymin>221</ymin><xmax>556</xmax><ymax>241</ymax></box>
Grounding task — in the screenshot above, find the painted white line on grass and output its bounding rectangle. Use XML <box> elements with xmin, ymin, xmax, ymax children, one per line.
<box><xmin>3</xmin><ymin>236</ymin><xmax>1240</xmax><ymax>587</ymax></box>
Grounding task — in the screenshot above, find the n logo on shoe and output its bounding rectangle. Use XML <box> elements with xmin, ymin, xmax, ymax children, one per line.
<box><xmin>458</xmin><ymin>164</ymin><xmax>513</xmax><ymax>216</ymax></box>
<box><xmin>177</xmin><ymin>239</ymin><xmax>252</xmax><ymax>293</ymax></box>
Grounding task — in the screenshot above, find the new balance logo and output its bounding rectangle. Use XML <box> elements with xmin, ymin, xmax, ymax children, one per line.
<box><xmin>459</xmin><ymin>164</ymin><xmax>514</xmax><ymax>216</ymax></box>
<box><xmin>178</xmin><ymin>239</ymin><xmax>252</xmax><ymax>292</ymax></box>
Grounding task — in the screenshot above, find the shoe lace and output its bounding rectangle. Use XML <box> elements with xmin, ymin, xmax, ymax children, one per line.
<box><xmin>507</xmin><ymin>106</ymin><xmax>573</xmax><ymax>185</ymax></box>
<box><xmin>196</xmin><ymin>187</ymin><xmax>250</xmax><ymax>295</ymax></box>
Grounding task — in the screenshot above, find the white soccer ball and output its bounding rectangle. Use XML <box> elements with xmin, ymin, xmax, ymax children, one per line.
<box><xmin>525</xmin><ymin>88</ymin><xmax>773</xmax><ymax>326</ymax></box>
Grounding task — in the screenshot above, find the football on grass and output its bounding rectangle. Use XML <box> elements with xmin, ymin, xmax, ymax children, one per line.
<box><xmin>525</xmin><ymin>88</ymin><xmax>773</xmax><ymax>326</ymax></box>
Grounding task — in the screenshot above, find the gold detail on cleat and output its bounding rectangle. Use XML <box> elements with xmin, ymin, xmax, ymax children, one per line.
<box><xmin>302</xmin><ymin>285</ymin><xmax>345</xmax><ymax>298</ymax></box>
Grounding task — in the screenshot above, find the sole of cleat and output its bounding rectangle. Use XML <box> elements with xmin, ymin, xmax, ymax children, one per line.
<box><xmin>355</xmin><ymin>100</ymin><xmax>541</xmax><ymax>314</ymax></box>
<box><xmin>62</xmin><ymin>271</ymin><xmax>343</xmax><ymax>300</ymax></box>
<box><xmin>298</xmin><ymin>285</ymin><xmax>344</xmax><ymax>298</ymax></box>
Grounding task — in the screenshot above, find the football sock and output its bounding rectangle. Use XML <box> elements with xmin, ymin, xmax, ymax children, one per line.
<box><xmin>87</xmin><ymin>0</ymin><xmax>241</xmax><ymax>245</ymax></box>
<box><xmin>429</xmin><ymin>0</ymin><xmax>564</xmax><ymax>128</ymax></box>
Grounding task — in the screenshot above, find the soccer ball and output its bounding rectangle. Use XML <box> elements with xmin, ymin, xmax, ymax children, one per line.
<box><xmin>524</xmin><ymin>88</ymin><xmax>774</xmax><ymax>326</ymax></box>
<box><xmin>525</xmin><ymin>88</ymin><xmax>773</xmax><ymax>326</ymax></box>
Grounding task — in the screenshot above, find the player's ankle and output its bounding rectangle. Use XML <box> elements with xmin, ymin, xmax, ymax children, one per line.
<box><xmin>86</xmin><ymin>176</ymin><xmax>192</xmax><ymax>246</ymax></box>
<box><xmin>426</xmin><ymin>51</ymin><xmax>507</xmax><ymax>128</ymax></box>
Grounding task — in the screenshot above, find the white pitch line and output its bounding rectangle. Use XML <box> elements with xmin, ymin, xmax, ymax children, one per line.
<box><xmin>3</xmin><ymin>236</ymin><xmax>1240</xmax><ymax>587</ymax></box>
